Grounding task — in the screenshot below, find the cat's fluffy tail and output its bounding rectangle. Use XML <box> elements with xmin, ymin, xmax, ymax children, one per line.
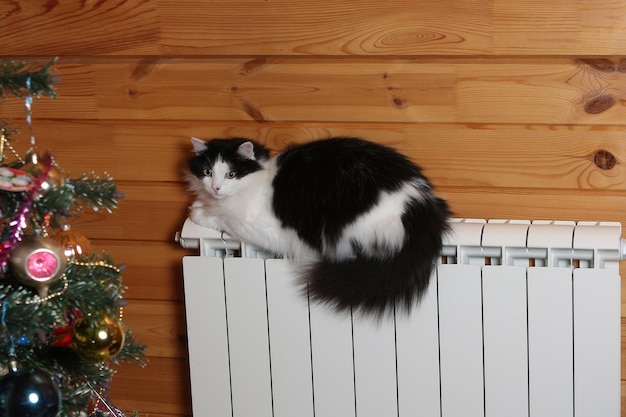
<box><xmin>302</xmin><ymin>197</ymin><xmax>450</xmax><ymax>318</ymax></box>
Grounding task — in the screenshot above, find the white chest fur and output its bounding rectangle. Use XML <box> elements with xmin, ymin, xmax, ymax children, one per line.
<box><xmin>190</xmin><ymin>158</ymin><xmax>317</xmax><ymax>259</ymax></box>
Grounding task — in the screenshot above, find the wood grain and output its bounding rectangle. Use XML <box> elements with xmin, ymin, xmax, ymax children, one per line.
<box><xmin>2</xmin><ymin>0</ymin><xmax>626</xmax><ymax>56</ymax></box>
<box><xmin>109</xmin><ymin>357</ymin><xmax>192</xmax><ymax>416</ymax></box>
<box><xmin>10</xmin><ymin>120</ymin><xmax>626</xmax><ymax>191</ymax></box>
<box><xmin>68</xmin><ymin>181</ymin><xmax>190</xmax><ymax>242</ymax></box>
<box><xmin>98</xmin><ymin>240</ymin><xmax>192</xmax><ymax>302</ymax></box>
<box><xmin>121</xmin><ymin>300</ymin><xmax>188</xmax><ymax>359</ymax></box>
<box><xmin>440</xmin><ymin>187</ymin><xmax>626</xmax><ymax>224</ymax></box>
<box><xmin>0</xmin><ymin>1</ymin><xmax>160</xmax><ymax>56</ymax></box>
<box><xmin>1</xmin><ymin>59</ymin><xmax>626</xmax><ymax>124</ymax></box>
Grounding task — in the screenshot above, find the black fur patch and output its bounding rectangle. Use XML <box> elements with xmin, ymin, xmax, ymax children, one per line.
<box><xmin>189</xmin><ymin>138</ymin><xmax>270</xmax><ymax>179</ymax></box>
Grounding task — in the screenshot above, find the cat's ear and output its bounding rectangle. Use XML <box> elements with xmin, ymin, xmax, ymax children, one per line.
<box><xmin>237</xmin><ymin>141</ymin><xmax>256</xmax><ymax>160</ymax></box>
<box><xmin>191</xmin><ymin>137</ymin><xmax>208</xmax><ymax>154</ymax></box>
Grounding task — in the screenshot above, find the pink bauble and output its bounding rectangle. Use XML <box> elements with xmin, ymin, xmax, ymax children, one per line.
<box><xmin>9</xmin><ymin>235</ymin><xmax>67</xmax><ymax>296</ymax></box>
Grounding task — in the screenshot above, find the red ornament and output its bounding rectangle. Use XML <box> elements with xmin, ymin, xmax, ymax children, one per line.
<box><xmin>50</xmin><ymin>310</ymin><xmax>83</xmax><ymax>348</ymax></box>
<box><xmin>50</xmin><ymin>326</ymin><xmax>73</xmax><ymax>348</ymax></box>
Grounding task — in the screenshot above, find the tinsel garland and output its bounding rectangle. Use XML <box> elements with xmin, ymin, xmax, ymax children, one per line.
<box><xmin>0</xmin><ymin>153</ymin><xmax>51</xmax><ymax>273</ymax></box>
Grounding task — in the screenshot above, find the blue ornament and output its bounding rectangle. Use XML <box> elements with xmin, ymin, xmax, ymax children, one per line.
<box><xmin>16</xmin><ymin>335</ymin><xmax>28</xmax><ymax>346</ymax></box>
<box><xmin>0</xmin><ymin>358</ymin><xmax>61</xmax><ymax>417</ymax></box>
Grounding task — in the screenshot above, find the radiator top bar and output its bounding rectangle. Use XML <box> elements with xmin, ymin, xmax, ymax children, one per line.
<box><xmin>176</xmin><ymin>218</ymin><xmax>625</xmax><ymax>269</ymax></box>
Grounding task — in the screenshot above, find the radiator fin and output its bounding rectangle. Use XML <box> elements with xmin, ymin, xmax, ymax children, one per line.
<box><xmin>180</xmin><ymin>219</ymin><xmax>621</xmax><ymax>417</ymax></box>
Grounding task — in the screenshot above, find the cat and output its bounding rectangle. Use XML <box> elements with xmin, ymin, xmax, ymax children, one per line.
<box><xmin>186</xmin><ymin>136</ymin><xmax>450</xmax><ymax>317</ymax></box>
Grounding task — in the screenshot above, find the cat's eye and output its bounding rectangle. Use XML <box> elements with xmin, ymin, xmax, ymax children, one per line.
<box><xmin>202</xmin><ymin>169</ymin><xmax>212</xmax><ymax>177</ymax></box>
<box><xmin>226</xmin><ymin>171</ymin><xmax>236</xmax><ymax>179</ymax></box>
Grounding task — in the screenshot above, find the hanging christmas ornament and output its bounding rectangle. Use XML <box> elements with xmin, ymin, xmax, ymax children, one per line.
<box><xmin>0</xmin><ymin>167</ymin><xmax>35</xmax><ymax>192</ymax></box>
<box><xmin>9</xmin><ymin>235</ymin><xmax>67</xmax><ymax>298</ymax></box>
<box><xmin>0</xmin><ymin>357</ymin><xmax>61</xmax><ymax>417</ymax></box>
<box><xmin>0</xmin><ymin>155</ymin><xmax>52</xmax><ymax>276</ymax></box>
<box><xmin>20</xmin><ymin>151</ymin><xmax>64</xmax><ymax>198</ymax></box>
<box><xmin>50</xmin><ymin>326</ymin><xmax>73</xmax><ymax>348</ymax></box>
<box><xmin>72</xmin><ymin>312</ymin><xmax>125</xmax><ymax>362</ymax></box>
<box><xmin>53</xmin><ymin>225</ymin><xmax>93</xmax><ymax>260</ymax></box>
<box><xmin>50</xmin><ymin>308</ymin><xmax>82</xmax><ymax>348</ymax></box>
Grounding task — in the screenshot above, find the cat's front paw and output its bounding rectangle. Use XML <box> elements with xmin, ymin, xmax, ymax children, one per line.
<box><xmin>189</xmin><ymin>204</ymin><xmax>223</xmax><ymax>231</ymax></box>
<box><xmin>189</xmin><ymin>204</ymin><xmax>210</xmax><ymax>225</ymax></box>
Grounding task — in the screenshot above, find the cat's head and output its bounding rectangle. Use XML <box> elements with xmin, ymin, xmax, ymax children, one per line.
<box><xmin>188</xmin><ymin>137</ymin><xmax>270</xmax><ymax>199</ymax></box>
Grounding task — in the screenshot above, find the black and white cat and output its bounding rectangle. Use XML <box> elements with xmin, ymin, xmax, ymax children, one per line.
<box><xmin>186</xmin><ymin>136</ymin><xmax>450</xmax><ymax>317</ymax></box>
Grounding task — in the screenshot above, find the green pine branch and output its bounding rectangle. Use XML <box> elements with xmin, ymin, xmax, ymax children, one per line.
<box><xmin>0</xmin><ymin>58</ymin><xmax>58</xmax><ymax>99</ymax></box>
<box><xmin>0</xmin><ymin>58</ymin><xmax>146</xmax><ymax>417</ymax></box>
<box><xmin>69</xmin><ymin>172</ymin><xmax>121</xmax><ymax>214</ymax></box>
<box><xmin>41</xmin><ymin>172</ymin><xmax>121</xmax><ymax>228</ymax></box>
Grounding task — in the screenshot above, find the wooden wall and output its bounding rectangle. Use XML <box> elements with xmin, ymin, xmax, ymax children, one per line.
<box><xmin>1</xmin><ymin>1</ymin><xmax>625</xmax><ymax>415</ymax></box>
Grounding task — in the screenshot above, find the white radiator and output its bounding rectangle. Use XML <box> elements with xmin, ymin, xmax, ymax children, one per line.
<box><xmin>178</xmin><ymin>218</ymin><xmax>623</xmax><ymax>417</ymax></box>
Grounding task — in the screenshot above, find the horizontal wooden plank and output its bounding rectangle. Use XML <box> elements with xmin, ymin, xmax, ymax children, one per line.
<box><xmin>67</xmin><ymin>181</ymin><xmax>192</xmax><ymax>242</ymax></box>
<box><xmin>109</xmin><ymin>356</ymin><xmax>191</xmax><ymax>416</ymax></box>
<box><xmin>121</xmin><ymin>300</ymin><xmax>187</xmax><ymax>359</ymax></box>
<box><xmin>2</xmin><ymin>59</ymin><xmax>626</xmax><ymax>124</ymax></box>
<box><xmin>8</xmin><ymin>120</ymin><xmax>626</xmax><ymax>191</ymax></box>
<box><xmin>0</xmin><ymin>1</ymin><xmax>160</xmax><ymax>56</ymax></box>
<box><xmin>441</xmin><ymin>187</ymin><xmax>626</xmax><ymax>226</ymax></box>
<box><xmin>158</xmin><ymin>0</ymin><xmax>626</xmax><ymax>56</ymax></box>
<box><xmin>1</xmin><ymin>1</ymin><xmax>625</xmax><ymax>56</ymax></box>
<box><xmin>95</xmin><ymin>240</ymin><xmax>192</xmax><ymax>302</ymax></box>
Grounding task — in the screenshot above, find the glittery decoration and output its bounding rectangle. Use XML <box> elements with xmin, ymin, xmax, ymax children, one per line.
<box><xmin>70</xmin><ymin>259</ymin><xmax>121</xmax><ymax>273</ymax></box>
<box><xmin>16</xmin><ymin>274</ymin><xmax>68</xmax><ymax>305</ymax></box>
<box><xmin>0</xmin><ymin>154</ymin><xmax>52</xmax><ymax>275</ymax></box>
<box><xmin>89</xmin><ymin>385</ymin><xmax>127</xmax><ymax>417</ymax></box>
<box><xmin>0</xmin><ymin>77</ymin><xmax>53</xmax><ymax>274</ymax></box>
<box><xmin>0</xmin><ymin>131</ymin><xmax>5</xmax><ymax>162</ymax></box>
<box><xmin>1</xmin><ymin>301</ymin><xmax>16</xmax><ymax>357</ymax></box>
<box><xmin>24</xmin><ymin>77</ymin><xmax>36</xmax><ymax>148</ymax></box>
<box><xmin>0</xmin><ymin>128</ymin><xmax>24</xmax><ymax>164</ymax></box>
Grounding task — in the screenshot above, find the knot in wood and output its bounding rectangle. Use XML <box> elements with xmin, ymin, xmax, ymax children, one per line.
<box><xmin>131</xmin><ymin>58</ymin><xmax>158</xmax><ymax>81</ymax></box>
<box><xmin>579</xmin><ymin>58</ymin><xmax>616</xmax><ymax>72</ymax></box>
<box><xmin>593</xmin><ymin>150</ymin><xmax>617</xmax><ymax>170</ymax></box>
<box><xmin>584</xmin><ymin>94</ymin><xmax>615</xmax><ymax>114</ymax></box>
<box><xmin>391</xmin><ymin>95</ymin><xmax>407</xmax><ymax>108</ymax></box>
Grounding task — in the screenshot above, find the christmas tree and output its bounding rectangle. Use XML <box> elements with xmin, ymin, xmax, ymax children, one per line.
<box><xmin>0</xmin><ymin>60</ymin><xmax>146</xmax><ymax>416</ymax></box>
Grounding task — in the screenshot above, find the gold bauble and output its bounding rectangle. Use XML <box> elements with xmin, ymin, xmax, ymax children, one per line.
<box><xmin>72</xmin><ymin>312</ymin><xmax>125</xmax><ymax>362</ymax></box>
<box><xmin>53</xmin><ymin>226</ymin><xmax>93</xmax><ymax>260</ymax></box>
